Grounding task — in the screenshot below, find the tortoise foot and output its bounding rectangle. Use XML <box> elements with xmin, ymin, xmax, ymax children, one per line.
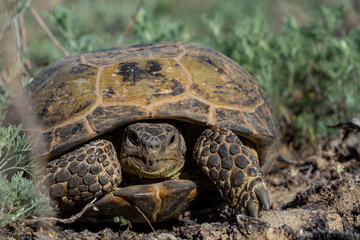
<box><xmin>193</xmin><ymin>126</ymin><xmax>270</xmax><ymax>218</ymax></box>
<box><xmin>41</xmin><ymin>139</ymin><xmax>122</xmax><ymax>209</ymax></box>
<box><xmin>79</xmin><ymin>179</ymin><xmax>198</xmax><ymax>223</ymax></box>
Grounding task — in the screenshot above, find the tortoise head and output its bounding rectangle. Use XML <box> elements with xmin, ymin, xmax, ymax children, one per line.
<box><xmin>119</xmin><ymin>122</ymin><xmax>186</xmax><ymax>179</ymax></box>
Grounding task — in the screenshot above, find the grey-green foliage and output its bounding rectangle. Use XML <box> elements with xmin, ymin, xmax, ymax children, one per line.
<box><xmin>201</xmin><ymin>5</ymin><xmax>360</xmax><ymax>143</ymax></box>
<box><xmin>131</xmin><ymin>9</ymin><xmax>191</xmax><ymax>44</ymax></box>
<box><xmin>0</xmin><ymin>123</ymin><xmax>30</xmax><ymax>174</ymax></box>
<box><xmin>0</xmin><ymin>89</ymin><xmax>52</xmax><ymax>227</ymax></box>
<box><xmin>0</xmin><ymin>87</ymin><xmax>31</xmax><ymax>174</ymax></box>
<box><xmin>0</xmin><ymin>171</ymin><xmax>51</xmax><ymax>228</ymax></box>
<box><xmin>45</xmin><ymin>6</ymin><xmax>102</xmax><ymax>54</ymax></box>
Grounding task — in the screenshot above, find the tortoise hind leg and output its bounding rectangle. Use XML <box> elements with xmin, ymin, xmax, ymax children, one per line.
<box><xmin>193</xmin><ymin>126</ymin><xmax>270</xmax><ymax>218</ymax></box>
<box><xmin>41</xmin><ymin>139</ymin><xmax>122</xmax><ymax>210</ymax></box>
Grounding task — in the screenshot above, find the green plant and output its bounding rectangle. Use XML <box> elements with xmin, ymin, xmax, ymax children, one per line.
<box><xmin>201</xmin><ymin>5</ymin><xmax>360</xmax><ymax>145</ymax></box>
<box><xmin>0</xmin><ymin>171</ymin><xmax>51</xmax><ymax>228</ymax></box>
<box><xmin>0</xmin><ymin>89</ymin><xmax>52</xmax><ymax>228</ymax></box>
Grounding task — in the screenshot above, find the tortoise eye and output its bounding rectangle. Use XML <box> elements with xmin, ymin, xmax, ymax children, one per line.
<box><xmin>169</xmin><ymin>135</ymin><xmax>175</xmax><ymax>145</ymax></box>
<box><xmin>129</xmin><ymin>131</ymin><xmax>139</xmax><ymax>146</ymax></box>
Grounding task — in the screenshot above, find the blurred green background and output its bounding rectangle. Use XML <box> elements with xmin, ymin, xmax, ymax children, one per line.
<box><xmin>1</xmin><ymin>0</ymin><xmax>360</xmax><ymax>146</ymax></box>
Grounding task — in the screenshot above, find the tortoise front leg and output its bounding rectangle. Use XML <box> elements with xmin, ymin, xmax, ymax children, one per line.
<box><xmin>193</xmin><ymin>126</ymin><xmax>270</xmax><ymax>218</ymax></box>
<box><xmin>41</xmin><ymin>139</ymin><xmax>122</xmax><ymax>210</ymax></box>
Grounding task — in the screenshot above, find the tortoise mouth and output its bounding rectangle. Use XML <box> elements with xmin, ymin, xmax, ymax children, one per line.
<box><xmin>120</xmin><ymin>156</ymin><xmax>185</xmax><ymax>179</ymax></box>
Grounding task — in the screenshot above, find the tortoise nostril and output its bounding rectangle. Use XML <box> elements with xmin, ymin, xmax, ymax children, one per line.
<box><xmin>150</xmin><ymin>143</ymin><xmax>160</xmax><ymax>150</ymax></box>
<box><xmin>146</xmin><ymin>141</ymin><xmax>160</xmax><ymax>151</ymax></box>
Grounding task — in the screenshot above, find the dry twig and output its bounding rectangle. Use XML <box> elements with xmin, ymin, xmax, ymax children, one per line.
<box><xmin>30</xmin><ymin>7</ymin><xmax>69</xmax><ymax>56</ymax></box>
<box><xmin>278</xmin><ymin>154</ymin><xmax>299</xmax><ymax>165</ymax></box>
<box><xmin>13</xmin><ymin>17</ymin><xmax>22</xmax><ymax>62</ymax></box>
<box><xmin>135</xmin><ymin>205</ymin><xmax>156</xmax><ymax>233</ymax></box>
<box><xmin>19</xmin><ymin>14</ymin><xmax>33</xmax><ymax>71</ymax></box>
<box><xmin>0</xmin><ymin>0</ymin><xmax>32</xmax><ymax>42</ymax></box>
<box><xmin>116</xmin><ymin>0</ymin><xmax>144</xmax><ymax>46</ymax></box>
<box><xmin>24</xmin><ymin>198</ymin><xmax>97</xmax><ymax>225</ymax></box>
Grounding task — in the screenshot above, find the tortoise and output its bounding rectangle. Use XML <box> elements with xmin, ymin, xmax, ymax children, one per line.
<box><xmin>29</xmin><ymin>41</ymin><xmax>280</xmax><ymax>223</ymax></box>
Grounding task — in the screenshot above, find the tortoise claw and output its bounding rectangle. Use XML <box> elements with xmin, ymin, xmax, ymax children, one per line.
<box><xmin>247</xmin><ymin>200</ymin><xmax>259</xmax><ymax>219</ymax></box>
<box><xmin>254</xmin><ymin>185</ymin><xmax>270</xmax><ymax>211</ymax></box>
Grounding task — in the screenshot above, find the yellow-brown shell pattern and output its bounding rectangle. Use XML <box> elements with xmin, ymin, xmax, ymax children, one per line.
<box><xmin>28</xmin><ymin>42</ymin><xmax>279</xmax><ymax>171</ymax></box>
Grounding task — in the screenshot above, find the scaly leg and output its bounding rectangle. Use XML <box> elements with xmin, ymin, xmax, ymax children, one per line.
<box><xmin>193</xmin><ymin>126</ymin><xmax>270</xmax><ymax>218</ymax></box>
<box><xmin>41</xmin><ymin>139</ymin><xmax>122</xmax><ymax>210</ymax></box>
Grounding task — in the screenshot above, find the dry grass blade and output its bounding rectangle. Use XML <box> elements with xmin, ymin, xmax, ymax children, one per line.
<box><xmin>277</xmin><ymin>154</ymin><xmax>299</xmax><ymax>165</ymax></box>
<box><xmin>116</xmin><ymin>0</ymin><xmax>144</xmax><ymax>46</ymax></box>
<box><xmin>24</xmin><ymin>198</ymin><xmax>97</xmax><ymax>224</ymax></box>
<box><xmin>0</xmin><ymin>0</ymin><xmax>32</xmax><ymax>42</ymax></box>
<box><xmin>30</xmin><ymin>7</ymin><xmax>69</xmax><ymax>56</ymax></box>
<box><xmin>134</xmin><ymin>205</ymin><xmax>156</xmax><ymax>233</ymax></box>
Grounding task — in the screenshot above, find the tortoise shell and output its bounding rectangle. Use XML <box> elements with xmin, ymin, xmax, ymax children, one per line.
<box><xmin>28</xmin><ymin>42</ymin><xmax>280</xmax><ymax>172</ymax></box>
